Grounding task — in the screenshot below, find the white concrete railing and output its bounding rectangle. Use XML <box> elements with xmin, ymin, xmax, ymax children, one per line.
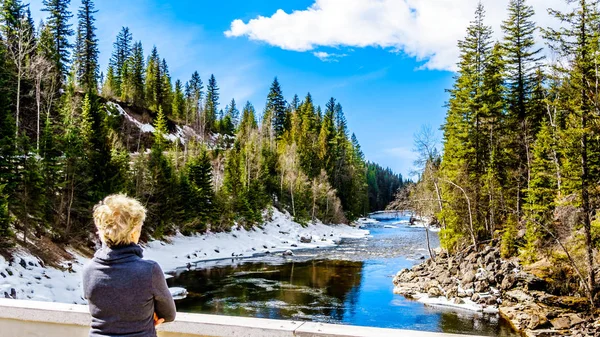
<box><xmin>0</xmin><ymin>299</ymin><xmax>482</xmax><ymax>337</ymax></box>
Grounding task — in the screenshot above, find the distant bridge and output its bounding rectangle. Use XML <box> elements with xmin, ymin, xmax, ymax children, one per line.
<box><xmin>368</xmin><ymin>210</ymin><xmax>409</xmax><ymax>220</ymax></box>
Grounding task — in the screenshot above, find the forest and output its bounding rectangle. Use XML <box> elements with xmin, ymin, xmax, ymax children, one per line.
<box><xmin>404</xmin><ymin>0</ymin><xmax>600</xmax><ymax>304</ymax></box>
<box><xmin>0</xmin><ymin>0</ymin><xmax>405</xmax><ymax>248</ymax></box>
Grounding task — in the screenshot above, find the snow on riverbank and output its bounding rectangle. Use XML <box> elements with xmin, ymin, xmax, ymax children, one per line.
<box><xmin>0</xmin><ymin>209</ymin><xmax>368</xmax><ymax>304</ymax></box>
<box><xmin>144</xmin><ymin>209</ymin><xmax>369</xmax><ymax>272</ymax></box>
<box><xmin>411</xmin><ymin>292</ymin><xmax>499</xmax><ymax>314</ymax></box>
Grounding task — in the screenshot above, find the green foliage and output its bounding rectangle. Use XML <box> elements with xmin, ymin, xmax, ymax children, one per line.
<box><xmin>367</xmin><ymin>162</ymin><xmax>405</xmax><ymax>212</ymax></box>
<box><xmin>0</xmin><ymin>185</ymin><xmax>14</xmax><ymax>246</ymax></box>
<box><xmin>501</xmin><ymin>215</ymin><xmax>519</xmax><ymax>258</ymax></box>
<box><xmin>74</xmin><ymin>0</ymin><xmax>99</xmax><ymax>92</ymax></box>
<box><xmin>42</xmin><ymin>0</ymin><xmax>73</xmax><ymax>79</ymax></box>
<box><xmin>204</xmin><ymin>74</ymin><xmax>219</xmax><ymax>133</ymax></box>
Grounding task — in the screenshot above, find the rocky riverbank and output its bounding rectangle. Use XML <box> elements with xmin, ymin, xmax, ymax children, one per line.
<box><xmin>393</xmin><ymin>243</ymin><xmax>599</xmax><ymax>336</ymax></box>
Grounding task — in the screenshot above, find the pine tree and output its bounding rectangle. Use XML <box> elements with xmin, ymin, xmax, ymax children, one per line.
<box><xmin>109</xmin><ymin>26</ymin><xmax>132</xmax><ymax>96</ymax></box>
<box><xmin>129</xmin><ymin>41</ymin><xmax>145</xmax><ymax>105</ymax></box>
<box><xmin>160</xmin><ymin>58</ymin><xmax>172</xmax><ymax>115</ymax></box>
<box><xmin>42</xmin><ymin>0</ymin><xmax>73</xmax><ymax>79</ymax></box>
<box><xmin>265</xmin><ymin>77</ymin><xmax>287</xmax><ymax>139</ymax></box>
<box><xmin>172</xmin><ymin>79</ymin><xmax>185</xmax><ymax>121</ymax></box>
<box><xmin>1</xmin><ymin>0</ymin><xmax>26</xmax><ymax>44</ymax></box>
<box><xmin>145</xmin><ymin>46</ymin><xmax>161</xmax><ymax>111</ymax></box>
<box><xmin>501</xmin><ymin>0</ymin><xmax>544</xmax><ymax>218</ymax></box>
<box><xmin>439</xmin><ymin>2</ymin><xmax>492</xmax><ymax>250</ymax></box>
<box><xmin>74</xmin><ymin>0</ymin><xmax>99</xmax><ymax>92</ymax></box>
<box><xmin>545</xmin><ymin>0</ymin><xmax>600</xmax><ymax>301</ymax></box>
<box><xmin>0</xmin><ymin>184</ymin><xmax>13</xmax><ymax>246</ymax></box>
<box><xmin>184</xmin><ymin>148</ymin><xmax>214</xmax><ymax>231</ymax></box>
<box><xmin>204</xmin><ymin>74</ymin><xmax>219</xmax><ymax>133</ymax></box>
<box><xmin>226</xmin><ymin>98</ymin><xmax>239</xmax><ymax>128</ymax></box>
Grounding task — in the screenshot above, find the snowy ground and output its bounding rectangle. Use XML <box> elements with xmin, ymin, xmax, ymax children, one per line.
<box><xmin>0</xmin><ymin>209</ymin><xmax>368</xmax><ymax>305</ymax></box>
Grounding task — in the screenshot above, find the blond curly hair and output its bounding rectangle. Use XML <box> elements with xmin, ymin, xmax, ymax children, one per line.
<box><xmin>93</xmin><ymin>194</ymin><xmax>146</xmax><ymax>246</ymax></box>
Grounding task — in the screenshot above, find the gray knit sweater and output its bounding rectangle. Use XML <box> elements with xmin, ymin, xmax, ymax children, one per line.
<box><xmin>82</xmin><ymin>244</ymin><xmax>176</xmax><ymax>337</ymax></box>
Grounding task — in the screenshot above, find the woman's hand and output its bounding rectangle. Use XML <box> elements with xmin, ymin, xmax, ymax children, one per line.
<box><xmin>154</xmin><ymin>312</ymin><xmax>165</xmax><ymax>326</ymax></box>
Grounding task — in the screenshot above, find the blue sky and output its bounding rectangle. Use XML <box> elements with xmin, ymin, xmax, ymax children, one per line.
<box><xmin>27</xmin><ymin>0</ymin><xmax>566</xmax><ymax>178</ymax></box>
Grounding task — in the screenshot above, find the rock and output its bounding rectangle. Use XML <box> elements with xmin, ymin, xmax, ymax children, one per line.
<box><xmin>300</xmin><ymin>236</ymin><xmax>312</xmax><ymax>243</ymax></box>
<box><xmin>19</xmin><ymin>259</ymin><xmax>26</xmax><ymax>269</ymax></box>
<box><xmin>290</xmin><ymin>244</ymin><xmax>298</xmax><ymax>247</ymax></box>
<box><xmin>283</xmin><ymin>250</ymin><xmax>294</xmax><ymax>257</ymax></box>
<box><xmin>462</xmin><ymin>270</ymin><xmax>476</xmax><ymax>284</ymax></box>
<box><xmin>550</xmin><ymin>317</ymin><xmax>571</xmax><ymax>330</ymax></box>
<box><xmin>486</xmin><ymin>296</ymin><xmax>497</xmax><ymax>306</ymax></box>
<box><xmin>214</xmin><ymin>249</ymin><xmax>220</xmax><ymax>253</ymax></box>
<box><xmin>10</xmin><ymin>288</ymin><xmax>16</xmax><ymax>299</ymax></box>
<box><xmin>475</xmin><ymin>280</ymin><xmax>489</xmax><ymax>293</ymax></box>
<box><xmin>6</xmin><ymin>269</ymin><xmax>12</xmax><ymax>276</ymax></box>
<box><xmin>505</xmin><ymin>289</ymin><xmax>534</xmax><ymax>303</ymax></box>
<box><xmin>471</xmin><ymin>293</ymin><xmax>480</xmax><ymax>302</ymax></box>
<box><xmin>428</xmin><ymin>286</ymin><xmax>442</xmax><ymax>297</ymax></box>
<box><xmin>454</xmin><ymin>298</ymin><xmax>464</xmax><ymax>305</ymax></box>
<box><xmin>263</xmin><ymin>245</ymin><xmax>268</xmax><ymax>249</ymax></box>
<box><xmin>527</xmin><ymin>314</ymin><xmax>549</xmax><ymax>330</ymax></box>
<box><xmin>501</xmin><ymin>274</ymin><xmax>516</xmax><ymax>290</ymax></box>
<box><xmin>395</xmin><ymin>270</ymin><xmax>416</xmax><ymax>284</ymax></box>
<box><xmin>0</xmin><ymin>272</ymin><xmax>5</xmax><ymax>278</ymax></box>
<box><xmin>439</xmin><ymin>271</ymin><xmax>452</xmax><ymax>285</ymax></box>
<box><xmin>279</xmin><ymin>231</ymin><xmax>290</xmax><ymax>235</ymax></box>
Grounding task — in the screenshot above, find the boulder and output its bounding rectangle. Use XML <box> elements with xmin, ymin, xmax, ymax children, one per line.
<box><xmin>300</xmin><ymin>236</ymin><xmax>312</xmax><ymax>243</ymax></box>
<box><xmin>462</xmin><ymin>270</ymin><xmax>476</xmax><ymax>284</ymax></box>
<box><xmin>501</xmin><ymin>274</ymin><xmax>516</xmax><ymax>290</ymax></box>
<box><xmin>282</xmin><ymin>250</ymin><xmax>294</xmax><ymax>257</ymax></box>
<box><xmin>475</xmin><ymin>280</ymin><xmax>489</xmax><ymax>293</ymax></box>
<box><xmin>550</xmin><ymin>317</ymin><xmax>571</xmax><ymax>330</ymax></box>
<box><xmin>428</xmin><ymin>286</ymin><xmax>442</xmax><ymax>297</ymax></box>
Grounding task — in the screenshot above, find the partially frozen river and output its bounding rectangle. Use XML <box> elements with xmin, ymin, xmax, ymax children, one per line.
<box><xmin>167</xmin><ymin>217</ymin><xmax>517</xmax><ymax>336</ymax></box>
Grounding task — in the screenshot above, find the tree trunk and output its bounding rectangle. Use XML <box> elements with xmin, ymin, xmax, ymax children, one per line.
<box><xmin>16</xmin><ymin>68</ymin><xmax>22</xmax><ymax>141</ymax></box>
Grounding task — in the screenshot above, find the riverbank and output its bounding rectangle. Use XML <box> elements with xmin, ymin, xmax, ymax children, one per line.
<box><xmin>393</xmin><ymin>243</ymin><xmax>599</xmax><ymax>336</ymax></box>
<box><xmin>0</xmin><ymin>209</ymin><xmax>369</xmax><ymax>304</ymax></box>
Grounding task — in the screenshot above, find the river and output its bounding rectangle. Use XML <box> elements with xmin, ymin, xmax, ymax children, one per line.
<box><xmin>167</xmin><ymin>217</ymin><xmax>518</xmax><ymax>336</ymax></box>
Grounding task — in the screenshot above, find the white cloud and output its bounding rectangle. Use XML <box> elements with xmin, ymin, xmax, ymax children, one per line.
<box><xmin>313</xmin><ymin>51</ymin><xmax>347</xmax><ymax>62</ymax></box>
<box><xmin>225</xmin><ymin>0</ymin><xmax>570</xmax><ymax>71</ymax></box>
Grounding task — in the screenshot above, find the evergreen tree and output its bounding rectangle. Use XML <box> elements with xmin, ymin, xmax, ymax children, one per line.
<box><xmin>226</xmin><ymin>98</ymin><xmax>239</xmax><ymax>128</ymax></box>
<box><xmin>160</xmin><ymin>58</ymin><xmax>172</xmax><ymax>115</ymax></box>
<box><xmin>265</xmin><ymin>77</ymin><xmax>287</xmax><ymax>139</ymax></box>
<box><xmin>545</xmin><ymin>0</ymin><xmax>600</xmax><ymax>301</ymax></box>
<box><xmin>42</xmin><ymin>0</ymin><xmax>73</xmax><ymax>79</ymax></box>
<box><xmin>204</xmin><ymin>74</ymin><xmax>219</xmax><ymax>133</ymax></box>
<box><xmin>128</xmin><ymin>41</ymin><xmax>145</xmax><ymax>105</ymax></box>
<box><xmin>186</xmin><ymin>71</ymin><xmax>203</xmax><ymax>126</ymax></box>
<box><xmin>501</xmin><ymin>0</ymin><xmax>544</xmax><ymax>217</ymax></box>
<box><xmin>145</xmin><ymin>46</ymin><xmax>161</xmax><ymax>111</ymax></box>
<box><xmin>172</xmin><ymin>79</ymin><xmax>185</xmax><ymax>121</ymax></box>
<box><xmin>439</xmin><ymin>2</ymin><xmax>492</xmax><ymax>250</ymax></box>
<box><xmin>109</xmin><ymin>26</ymin><xmax>132</xmax><ymax>96</ymax></box>
<box><xmin>74</xmin><ymin>0</ymin><xmax>99</xmax><ymax>92</ymax></box>
<box><xmin>183</xmin><ymin>148</ymin><xmax>214</xmax><ymax>232</ymax></box>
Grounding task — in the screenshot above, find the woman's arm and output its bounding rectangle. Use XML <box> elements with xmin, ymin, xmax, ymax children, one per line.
<box><xmin>151</xmin><ymin>262</ymin><xmax>177</xmax><ymax>322</ymax></box>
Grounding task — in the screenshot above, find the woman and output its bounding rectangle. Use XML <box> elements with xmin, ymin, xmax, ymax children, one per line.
<box><xmin>83</xmin><ymin>194</ymin><xmax>176</xmax><ymax>337</ymax></box>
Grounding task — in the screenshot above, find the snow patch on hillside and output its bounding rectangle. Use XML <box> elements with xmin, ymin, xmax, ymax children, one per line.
<box><xmin>0</xmin><ymin>209</ymin><xmax>368</xmax><ymax>304</ymax></box>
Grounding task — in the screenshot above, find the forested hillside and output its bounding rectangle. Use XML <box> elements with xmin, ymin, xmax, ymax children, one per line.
<box><xmin>405</xmin><ymin>0</ymin><xmax>600</xmax><ymax>304</ymax></box>
<box><xmin>0</xmin><ymin>0</ymin><xmax>400</xmax><ymax>248</ymax></box>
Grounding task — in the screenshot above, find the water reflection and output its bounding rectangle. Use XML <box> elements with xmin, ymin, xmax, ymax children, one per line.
<box><xmin>172</xmin><ymin>260</ymin><xmax>364</xmax><ymax>321</ymax></box>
